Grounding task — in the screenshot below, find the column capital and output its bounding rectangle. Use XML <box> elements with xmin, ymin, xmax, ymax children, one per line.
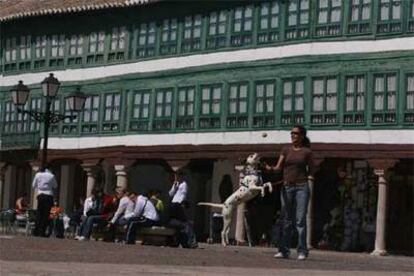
<box><xmin>166</xmin><ymin>160</ymin><xmax>189</xmax><ymax>172</ymax></box>
<box><xmin>29</xmin><ymin>161</ymin><xmax>42</xmax><ymax>172</ymax></box>
<box><xmin>368</xmin><ymin>159</ymin><xmax>398</xmax><ymax>176</ymax></box>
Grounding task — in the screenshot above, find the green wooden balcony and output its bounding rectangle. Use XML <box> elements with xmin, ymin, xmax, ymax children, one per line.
<box><xmin>0</xmin><ymin>131</ymin><xmax>40</xmax><ymax>150</ymax></box>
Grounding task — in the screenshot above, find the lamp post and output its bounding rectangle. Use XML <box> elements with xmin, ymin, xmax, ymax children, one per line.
<box><xmin>10</xmin><ymin>73</ymin><xmax>86</xmax><ymax>168</ymax></box>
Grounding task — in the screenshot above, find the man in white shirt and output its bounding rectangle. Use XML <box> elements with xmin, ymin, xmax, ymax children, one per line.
<box><xmin>169</xmin><ymin>170</ymin><xmax>188</xmax><ymax>222</ymax></box>
<box><xmin>125</xmin><ymin>193</ymin><xmax>159</xmax><ymax>244</ymax></box>
<box><xmin>32</xmin><ymin>165</ymin><xmax>57</xmax><ymax>237</ymax></box>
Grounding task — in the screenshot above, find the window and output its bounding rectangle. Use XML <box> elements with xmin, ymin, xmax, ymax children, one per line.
<box><xmin>160</xmin><ymin>19</ymin><xmax>178</xmax><ymax>55</ymax></box>
<box><xmin>404</xmin><ymin>74</ymin><xmax>414</xmax><ymax>123</ymax></box>
<box><xmin>136</xmin><ymin>22</ymin><xmax>156</xmax><ymax>58</ymax></box>
<box><xmin>258</xmin><ymin>1</ymin><xmax>280</xmax><ymax>44</ymax></box>
<box><xmin>409</xmin><ymin>0</ymin><xmax>414</xmax><ymax>32</ymax></box>
<box><xmin>372</xmin><ymin>73</ymin><xmax>397</xmax><ymax>124</ymax></box>
<box><xmin>227</xmin><ymin>83</ymin><xmax>248</xmax><ymax>128</ymax></box>
<box><xmin>316</xmin><ymin>0</ymin><xmax>342</xmax><ymax>36</ymax></box>
<box><xmin>377</xmin><ymin>0</ymin><xmax>402</xmax><ymax>33</ymax></box>
<box><xmin>281</xmin><ymin>79</ymin><xmax>305</xmax><ymax>125</ymax></box>
<box><xmin>49</xmin><ymin>99</ymin><xmax>60</xmax><ymax>134</ymax></box>
<box><xmin>344</xmin><ymin>75</ymin><xmax>366</xmax><ymax>124</ymax></box>
<box><xmin>231</xmin><ymin>5</ymin><xmax>253</xmax><ymax>46</ymax></box>
<box><xmin>103</xmin><ymin>93</ymin><xmax>121</xmax><ymax>131</ymax></box>
<box><xmin>108</xmin><ymin>26</ymin><xmax>127</xmax><ymax>61</ymax></box>
<box><xmin>153</xmin><ymin>89</ymin><xmax>173</xmax><ymax>131</ymax></box>
<box><xmin>15</xmin><ymin>101</ymin><xmax>29</xmax><ymax>133</ymax></box>
<box><xmin>87</xmin><ymin>31</ymin><xmax>105</xmax><ymax>64</ymax></box>
<box><xmin>18</xmin><ymin>35</ymin><xmax>31</xmax><ymax>70</ymax></box>
<box><xmin>286</xmin><ymin>0</ymin><xmax>310</xmax><ymax>40</ymax></box>
<box><xmin>4</xmin><ymin>37</ymin><xmax>17</xmax><ymax>71</ymax></box>
<box><xmin>34</xmin><ymin>35</ymin><xmax>47</xmax><ymax>70</ymax></box>
<box><xmin>4</xmin><ymin>102</ymin><xmax>16</xmax><ymax>133</ymax></box>
<box><xmin>207</xmin><ymin>10</ymin><xmax>227</xmax><ymax>49</ymax></box>
<box><xmin>311</xmin><ymin>77</ymin><xmax>338</xmax><ymax>124</ymax></box>
<box><xmin>177</xmin><ymin>86</ymin><xmax>195</xmax><ymax>129</ymax></box>
<box><xmin>182</xmin><ymin>15</ymin><xmax>202</xmax><ymax>52</ymax></box>
<box><xmin>199</xmin><ymin>85</ymin><xmax>222</xmax><ymax>129</ymax></box>
<box><xmin>29</xmin><ymin>98</ymin><xmax>42</xmax><ymax>132</ymax></box>
<box><xmin>253</xmin><ymin>81</ymin><xmax>275</xmax><ymax>127</ymax></box>
<box><xmin>130</xmin><ymin>90</ymin><xmax>151</xmax><ymax>131</ymax></box>
<box><xmin>68</xmin><ymin>34</ymin><xmax>83</xmax><ymax>66</ymax></box>
<box><xmin>49</xmin><ymin>35</ymin><xmax>65</xmax><ymax>67</ymax></box>
<box><xmin>82</xmin><ymin>95</ymin><xmax>100</xmax><ymax>133</ymax></box>
<box><xmin>62</xmin><ymin>99</ymin><xmax>78</xmax><ymax>134</ymax></box>
<box><xmin>348</xmin><ymin>0</ymin><xmax>372</xmax><ymax>34</ymax></box>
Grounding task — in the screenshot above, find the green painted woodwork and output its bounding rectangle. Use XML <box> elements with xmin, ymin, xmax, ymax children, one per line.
<box><xmin>1</xmin><ymin>0</ymin><xmax>414</xmax><ymax>74</ymax></box>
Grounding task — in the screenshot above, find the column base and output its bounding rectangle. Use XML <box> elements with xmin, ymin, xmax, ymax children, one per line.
<box><xmin>370</xmin><ymin>249</ymin><xmax>388</xmax><ymax>256</ymax></box>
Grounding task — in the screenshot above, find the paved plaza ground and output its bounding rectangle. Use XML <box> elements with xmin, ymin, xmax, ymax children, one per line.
<box><xmin>0</xmin><ymin>235</ymin><xmax>413</xmax><ymax>275</ymax></box>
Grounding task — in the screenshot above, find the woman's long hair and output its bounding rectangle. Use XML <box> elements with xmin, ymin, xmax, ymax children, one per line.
<box><xmin>293</xmin><ymin>125</ymin><xmax>311</xmax><ymax>148</ymax></box>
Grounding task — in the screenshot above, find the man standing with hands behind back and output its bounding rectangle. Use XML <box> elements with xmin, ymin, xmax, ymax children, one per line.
<box><xmin>32</xmin><ymin>164</ymin><xmax>57</xmax><ymax>237</ymax></box>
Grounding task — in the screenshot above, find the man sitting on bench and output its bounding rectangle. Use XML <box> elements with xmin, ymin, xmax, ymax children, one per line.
<box><xmin>125</xmin><ymin>193</ymin><xmax>159</xmax><ymax>245</ymax></box>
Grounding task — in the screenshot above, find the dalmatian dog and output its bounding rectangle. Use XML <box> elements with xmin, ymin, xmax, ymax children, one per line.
<box><xmin>198</xmin><ymin>153</ymin><xmax>273</xmax><ymax>246</ymax></box>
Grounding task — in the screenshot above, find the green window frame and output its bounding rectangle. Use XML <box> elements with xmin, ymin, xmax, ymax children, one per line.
<box><xmin>87</xmin><ymin>31</ymin><xmax>105</xmax><ymax>64</ymax></box>
<box><xmin>108</xmin><ymin>26</ymin><xmax>127</xmax><ymax>62</ymax></box>
<box><xmin>130</xmin><ymin>90</ymin><xmax>151</xmax><ymax>131</ymax></box>
<box><xmin>153</xmin><ymin>88</ymin><xmax>173</xmax><ymax>131</ymax></box>
<box><xmin>160</xmin><ymin>19</ymin><xmax>178</xmax><ymax>55</ymax></box>
<box><xmin>177</xmin><ymin>86</ymin><xmax>195</xmax><ymax>130</ymax></box>
<box><xmin>103</xmin><ymin>92</ymin><xmax>121</xmax><ymax>132</ymax></box>
<box><xmin>404</xmin><ymin>74</ymin><xmax>414</xmax><ymax>124</ymax></box>
<box><xmin>409</xmin><ymin>0</ymin><xmax>414</xmax><ymax>32</ymax></box>
<box><xmin>377</xmin><ymin>0</ymin><xmax>402</xmax><ymax>33</ymax></box>
<box><xmin>315</xmin><ymin>0</ymin><xmax>342</xmax><ymax>37</ymax></box>
<box><xmin>207</xmin><ymin>10</ymin><xmax>227</xmax><ymax>49</ymax></box>
<box><xmin>49</xmin><ymin>34</ymin><xmax>65</xmax><ymax>68</ymax></box>
<box><xmin>81</xmin><ymin>95</ymin><xmax>100</xmax><ymax>133</ymax></box>
<box><xmin>281</xmin><ymin>78</ymin><xmax>305</xmax><ymax>125</ymax></box>
<box><xmin>29</xmin><ymin>98</ymin><xmax>42</xmax><ymax>132</ymax></box>
<box><xmin>231</xmin><ymin>5</ymin><xmax>253</xmax><ymax>46</ymax></box>
<box><xmin>67</xmin><ymin>34</ymin><xmax>83</xmax><ymax>66</ymax></box>
<box><xmin>49</xmin><ymin>98</ymin><xmax>60</xmax><ymax>135</ymax></box>
<box><xmin>258</xmin><ymin>1</ymin><xmax>280</xmax><ymax>44</ymax></box>
<box><xmin>18</xmin><ymin>35</ymin><xmax>31</xmax><ymax>71</ymax></box>
<box><xmin>310</xmin><ymin>77</ymin><xmax>338</xmax><ymax>125</ymax></box>
<box><xmin>227</xmin><ymin>82</ymin><xmax>248</xmax><ymax>128</ymax></box>
<box><xmin>136</xmin><ymin>22</ymin><xmax>156</xmax><ymax>58</ymax></box>
<box><xmin>34</xmin><ymin>35</ymin><xmax>47</xmax><ymax>69</ymax></box>
<box><xmin>348</xmin><ymin>0</ymin><xmax>372</xmax><ymax>34</ymax></box>
<box><xmin>182</xmin><ymin>15</ymin><xmax>202</xmax><ymax>53</ymax></box>
<box><xmin>4</xmin><ymin>37</ymin><xmax>17</xmax><ymax>71</ymax></box>
<box><xmin>62</xmin><ymin>99</ymin><xmax>78</xmax><ymax>134</ymax></box>
<box><xmin>372</xmin><ymin>73</ymin><xmax>397</xmax><ymax>124</ymax></box>
<box><xmin>286</xmin><ymin>0</ymin><xmax>310</xmax><ymax>40</ymax></box>
<box><xmin>199</xmin><ymin>84</ymin><xmax>222</xmax><ymax>129</ymax></box>
<box><xmin>253</xmin><ymin>81</ymin><xmax>276</xmax><ymax>128</ymax></box>
<box><xmin>3</xmin><ymin>102</ymin><xmax>17</xmax><ymax>133</ymax></box>
<box><xmin>344</xmin><ymin>75</ymin><xmax>366</xmax><ymax>125</ymax></box>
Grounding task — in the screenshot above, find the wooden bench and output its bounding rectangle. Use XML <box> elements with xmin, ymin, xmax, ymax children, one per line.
<box><xmin>138</xmin><ymin>226</ymin><xmax>178</xmax><ymax>246</ymax></box>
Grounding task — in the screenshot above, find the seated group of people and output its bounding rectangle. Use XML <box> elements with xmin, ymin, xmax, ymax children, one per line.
<box><xmin>74</xmin><ymin>187</ymin><xmax>165</xmax><ymax>244</ymax></box>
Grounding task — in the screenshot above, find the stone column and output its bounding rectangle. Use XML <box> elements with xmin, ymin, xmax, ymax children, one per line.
<box><xmin>29</xmin><ymin>163</ymin><xmax>40</xmax><ymax>209</ymax></box>
<box><xmin>368</xmin><ymin>159</ymin><xmax>398</xmax><ymax>256</ymax></box>
<box><xmin>81</xmin><ymin>164</ymin><xmax>99</xmax><ymax>198</ymax></box>
<box><xmin>306</xmin><ymin>158</ymin><xmax>323</xmax><ymax>249</ymax></box>
<box><xmin>59</xmin><ymin>164</ymin><xmax>75</xmax><ymax>213</ymax></box>
<box><xmin>0</xmin><ymin>163</ymin><xmax>8</xmax><ymax>210</ymax></box>
<box><xmin>234</xmin><ymin>166</ymin><xmax>246</xmax><ymax>245</ymax></box>
<box><xmin>114</xmin><ymin>164</ymin><xmax>129</xmax><ymax>191</ymax></box>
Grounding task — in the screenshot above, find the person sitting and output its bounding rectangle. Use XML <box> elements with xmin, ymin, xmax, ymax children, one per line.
<box><xmin>76</xmin><ymin>187</ymin><xmax>113</xmax><ymax>241</ymax></box>
<box><xmin>15</xmin><ymin>192</ymin><xmax>29</xmax><ymax>220</ymax></box>
<box><xmin>149</xmin><ymin>189</ymin><xmax>165</xmax><ymax>225</ymax></box>
<box><xmin>125</xmin><ymin>193</ymin><xmax>159</xmax><ymax>245</ymax></box>
<box><xmin>47</xmin><ymin>199</ymin><xmax>64</xmax><ymax>238</ymax></box>
<box><xmin>105</xmin><ymin>189</ymin><xmax>135</xmax><ymax>242</ymax></box>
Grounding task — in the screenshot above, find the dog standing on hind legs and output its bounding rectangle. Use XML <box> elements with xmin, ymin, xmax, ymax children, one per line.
<box><xmin>198</xmin><ymin>153</ymin><xmax>273</xmax><ymax>246</ymax></box>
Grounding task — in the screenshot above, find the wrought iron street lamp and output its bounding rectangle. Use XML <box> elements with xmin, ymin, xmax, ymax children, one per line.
<box><xmin>10</xmin><ymin>74</ymin><xmax>86</xmax><ymax>168</ymax></box>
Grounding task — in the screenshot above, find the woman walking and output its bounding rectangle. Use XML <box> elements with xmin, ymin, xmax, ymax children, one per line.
<box><xmin>266</xmin><ymin>125</ymin><xmax>315</xmax><ymax>260</ymax></box>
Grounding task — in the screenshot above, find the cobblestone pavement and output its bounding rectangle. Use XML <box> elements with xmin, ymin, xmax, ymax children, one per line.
<box><xmin>0</xmin><ymin>235</ymin><xmax>413</xmax><ymax>275</ymax></box>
